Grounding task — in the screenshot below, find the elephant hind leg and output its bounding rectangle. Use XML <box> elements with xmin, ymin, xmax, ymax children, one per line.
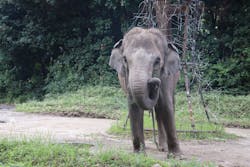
<box><xmin>128</xmin><ymin>101</ymin><xmax>145</xmax><ymax>152</ymax></box>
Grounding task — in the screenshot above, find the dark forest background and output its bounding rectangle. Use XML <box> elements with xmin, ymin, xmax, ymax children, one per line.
<box><xmin>0</xmin><ymin>0</ymin><xmax>249</xmax><ymax>102</ymax></box>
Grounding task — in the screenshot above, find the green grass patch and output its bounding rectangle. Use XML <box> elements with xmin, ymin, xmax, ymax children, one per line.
<box><xmin>109</xmin><ymin>114</ymin><xmax>236</xmax><ymax>141</ymax></box>
<box><xmin>0</xmin><ymin>138</ymin><xmax>214</xmax><ymax>167</ymax></box>
<box><xmin>0</xmin><ymin>138</ymin><xmax>90</xmax><ymax>167</ymax></box>
<box><xmin>16</xmin><ymin>86</ymin><xmax>127</xmax><ymax>119</ymax></box>
<box><xmin>109</xmin><ymin>91</ymin><xmax>248</xmax><ymax>140</ymax></box>
<box><xmin>175</xmin><ymin>91</ymin><xmax>250</xmax><ymax>129</ymax></box>
<box><xmin>16</xmin><ymin>86</ymin><xmax>249</xmax><ymax>139</ymax></box>
<box><xmin>203</xmin><ymin>92</ymin><xmax>250</xmax><ymax>128</ymax></box>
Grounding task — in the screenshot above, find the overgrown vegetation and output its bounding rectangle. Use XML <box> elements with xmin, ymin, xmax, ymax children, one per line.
<box><xmin>0</xmin><ymin>0</ymin><xmax>249</xmax><ymax>102</ymax></box>
<box><xmin>0</xmin><ymin>138</ymin><xmax>215</xmax><ymax>167</ymax></box>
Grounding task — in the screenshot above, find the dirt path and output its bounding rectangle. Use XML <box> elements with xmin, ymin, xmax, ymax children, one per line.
<box><xmin>180</xmin><ymin>129</ymin><xmax>250</xmax><ymax>167</ymax></box>
<box><xmin>0</xmin><ymin>106</ymin><xmax>114</xmax><ymax>142</ymax></box>
<box><xmin>0</xmin><ymin>106</ymin><xmax>250</xmax><ymax>167</ymax></box>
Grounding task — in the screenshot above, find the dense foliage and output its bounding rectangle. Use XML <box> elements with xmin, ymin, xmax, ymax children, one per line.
<box><xmin>0</xmin><ymin>0</ymin><xmax>140</xmax><ymax>101</ymax></box>
<box><xmin>201</xmin><ymin>0</ymin><xmax>250</xmax><ymax>94</ymax></box>
<box><xmin>0</xmin><ymin>0</ymin><xmax>249</xmax><ymax>101</ymax></box>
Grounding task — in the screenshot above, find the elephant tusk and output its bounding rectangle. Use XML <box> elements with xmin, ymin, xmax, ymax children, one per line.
<box><xmin>113</xmin><ymin>39</ymin><xmax>123</xmax><ymax>48</ymax></box>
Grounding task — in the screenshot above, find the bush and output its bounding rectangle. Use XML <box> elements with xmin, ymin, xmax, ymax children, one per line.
<box><xmin>0</xmin><ymin>0</ymin><xmax>137</xmax><ymax>99</ymax></box>
<box><xmin>199</xmin><ymin>0</ymin><xmax>250</xmax><ymax>94</ymax></box>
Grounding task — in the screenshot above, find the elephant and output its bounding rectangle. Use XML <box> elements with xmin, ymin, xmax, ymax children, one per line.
<box><xmin>109</xmin><ymin>27</ymin><xmax>181</xmax><ymax>155</ymax></box>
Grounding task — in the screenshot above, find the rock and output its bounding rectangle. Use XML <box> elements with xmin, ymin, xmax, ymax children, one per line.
<box><xmin>152</xmin><ymin>163</ymin><xmax>161</xmax><ymax>167</ymax></box>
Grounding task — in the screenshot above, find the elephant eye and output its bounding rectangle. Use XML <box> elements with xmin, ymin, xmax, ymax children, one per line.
<box><xmin>123</xmin><ymin>56</ymin><xmax>127</xmax><ymax>63</ymax></box>
<box><xmin>154</xmin><ymin>57</ymin><xmax>160</xmax><ymax>66</ymax></box>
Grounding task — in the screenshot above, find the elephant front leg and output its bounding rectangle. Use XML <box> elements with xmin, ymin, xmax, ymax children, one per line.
<box><xmin>160</xmin><ymin>75</ymin><xmax>181</xmax><ymax>156</ymax></box>
<box><xmin>155</xmin><ymin>106</ymin><xmax>168</xmax><ymax>152</ymax></box>
<box><xmin>128</xmin><ymin>101</ymin><xmax>145</xmax><ymax>152</ymax></box>
<box><xmin>163</xmin><ymin>97</ymin><xmax>181</xmax><ymax>155</ymax></box>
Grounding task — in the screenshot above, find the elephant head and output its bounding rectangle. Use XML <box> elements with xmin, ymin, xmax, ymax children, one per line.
<box><xmin>109</xmin><ymin>27</ymin><xmax>180</xmax><ymax>110</ymax></box>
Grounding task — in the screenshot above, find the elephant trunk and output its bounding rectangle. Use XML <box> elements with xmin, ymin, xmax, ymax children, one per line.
<box><xmin>129</xmin><ymin>67</ymin><xmax>161</xmax><ymax>110</ymax></box>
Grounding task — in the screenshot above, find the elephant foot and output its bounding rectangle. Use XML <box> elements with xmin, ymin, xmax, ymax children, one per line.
<box><xmin>158</xmin><ymin>143</ymin><xmax>168</xmax><ymax>152</ymax></box>
<box><xmin>167</xmin><ymin>152</ymin><xmax>183</xmax><ymax>159</ymax></box>
<box><xmin>133</xmin><ymin>139</ymin><xmax>145</xmax><ymax>153</ymax></box>
<box><xmin>133</xmin><ymin>148</ymin><xmax>146</xmax><ymax>155</ymax></box>
<box><xmin>167</xmin><ymin>149</ymin><xmax>184</xmax><ymax>160</ymax></box>
<box><xmin>167</xmin><ymin>144</ymin><xmax>182</xmax><ymax>158</ymax></box>
<box><xmin>158</xmin><ymin>147</ymin><xmax>168</xmax><ymax>152</ymax></box>
<box><xmin>133</xmin><ymin>145</ymin><xmax>146</xmax><ymax>154</ymax></box>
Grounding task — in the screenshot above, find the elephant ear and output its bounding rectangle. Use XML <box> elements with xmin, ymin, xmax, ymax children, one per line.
<box><xmin>164</xmin><ymin>43</ymin><xmax>181</xmax><ymax>76</ymax></box>
<box><xmin>109</xmin><ymin>48</ymin><xmax>125</xmax><ymax>77</ymax></box>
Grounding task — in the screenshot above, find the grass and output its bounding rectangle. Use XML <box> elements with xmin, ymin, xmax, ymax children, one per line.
<box><xmin>0</xmin><ymin>138</ymin><xmax>89</xmax><ymax>167</ymax></box>
<box><xmin>204</xmin><ymin>92</ymin><xmax>250</xmax><ymax>128</ymax></box>
<box><xmin>15</xmin><ymin>86</ymin><xmax>250</xmax><ymax>140</ymax></box>
<box><xmin>0</xmin><ymin>138</ymin><xmax>215</xmax><ymax>167</ymax></box>
<box><xmin>16</xmin><ymin>86</ymin><xmax>127</xmax><ymax>119</ymax></box>
<box><xmin>109</xmin><ymin>90</ymin><xmax>248</xmax><ymax>140</ymax></box>
<box><xmin>109</xmin><ymin>113</ymin><xmax>236</xmax><ymax>141</ymax></box>
<box><xmin>6</xmin><ymin>86</ymin><xmax>249</xmax><ymax>166</ymax></box>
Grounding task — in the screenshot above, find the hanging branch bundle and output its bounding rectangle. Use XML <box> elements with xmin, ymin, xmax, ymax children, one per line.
<box><xmin>130</xmin><ymin>0</ymin><xmax>210</xmax><ymax>129</ymax></box>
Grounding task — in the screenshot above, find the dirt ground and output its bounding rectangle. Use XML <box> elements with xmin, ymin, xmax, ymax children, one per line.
<box><xmin>0</xmin><ymin>105</ymin><xmax>249</xmax><ymax>167</ymax></box>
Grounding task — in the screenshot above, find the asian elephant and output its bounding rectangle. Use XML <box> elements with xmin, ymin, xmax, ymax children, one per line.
<box><xmin>109</xmin><ymin>27</ymin><xmax>181</xmax><ymax>155</ymax></box>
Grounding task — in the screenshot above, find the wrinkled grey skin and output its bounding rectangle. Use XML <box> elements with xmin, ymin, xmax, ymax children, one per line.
<box><xmin>109</xmin><ymin>27</ymin><xmax>181</xmax><ymax>155</ymax></box>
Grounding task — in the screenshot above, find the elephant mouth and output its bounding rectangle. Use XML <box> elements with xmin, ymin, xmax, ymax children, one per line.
<box><xmin>148</xmin><ymin>78</ymin><xmax>160</xmax><ymax>101</ymax></box>
<box><xmin>134</xmin><ymin>77</ymin><xmax>161</xmax><ymax>110</ymax></box>
<box><xmin>129</xmin><ymin>73</ymin><xmax>161</xmax><ymax>110</ymax></box>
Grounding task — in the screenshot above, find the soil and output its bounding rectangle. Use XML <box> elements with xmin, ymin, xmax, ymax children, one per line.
<box><xmin>39</xmin><ymin>111</ymin><xmax>110</xmax><ymax>119</ymax></box>
<box><xmin>0</xmin><ymin>105</ymin><xmax>249</xmax><ymax>167</ymax></box>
